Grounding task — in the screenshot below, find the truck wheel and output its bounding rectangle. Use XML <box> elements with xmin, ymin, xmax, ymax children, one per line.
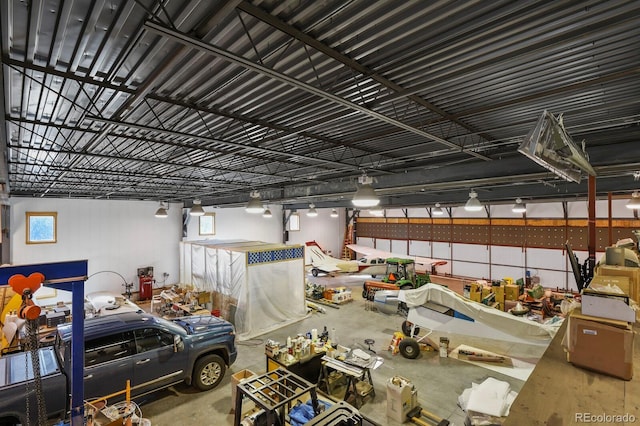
<box><xmin>401</xmin><ymin>320</ymin><xmax>420</xmax><ymax>337</ymax></box>
<box><xmin>399</xmin><ymin>338</ymin><xmax>420</xmax><ymax>359</ymax></box>
<box><xmin>193</xmin><ymin>354</ymin><xmax>226</xmax><ymax>391</ymax></box>
<box><xmin>312</xmin><ymin>268</ymin><xmax>319</xmax><ymax>277</ymax></box>
<box><xmin>400</xmin><ymin>284</ymin><xmax>413</xmax><ymax>290</ymax></box>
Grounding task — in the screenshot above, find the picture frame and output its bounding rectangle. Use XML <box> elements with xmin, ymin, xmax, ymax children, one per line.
<box><xmin>26</xmin><ymin>211</ymin><xmax>58</xmax><ymax>244</ymax></box>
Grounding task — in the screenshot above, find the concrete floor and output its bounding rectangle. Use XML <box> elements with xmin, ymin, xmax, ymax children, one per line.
<box><xmin>138</xmin><ymin>274</ymin><xmax>549</xmax><ymax>425</ymax></box>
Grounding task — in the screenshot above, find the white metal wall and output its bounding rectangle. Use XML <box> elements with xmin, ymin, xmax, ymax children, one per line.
<box><xmin>10</xmin><ymin>197</ymin><xmax>183</xmax><ymax>299</ymax></box>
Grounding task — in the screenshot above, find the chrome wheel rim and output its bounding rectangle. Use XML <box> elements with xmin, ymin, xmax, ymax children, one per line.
<box><xmin>200</xmin><ymin>362</ymin><xmax>222</xmax><ymax>385</ymax></box>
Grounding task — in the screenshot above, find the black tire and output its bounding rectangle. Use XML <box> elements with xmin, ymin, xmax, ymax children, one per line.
<box><xmin>193</xmin><ymin>354</ymin><xmax>226</xmax><ymax>391</ymax></box>
<box><xmin>400</xmin><ymin>284</ymin><xmax>413</xmax><ymax>291</ymax></box>
<box><xmin>371</xmin><ymin>274</ymin><xmax>377</xmax><ymax>278</ymax></box>
<box><xmin>312</xmin><ymin>268</ymin><xmax>319</xmax><ymax>277</ymax></box>
<box><xmin>399</xmin><ymin>338</ymin><xmax>420</xmax><ymax>359</ymax></box>
<box><xmin>401</xmin><ymin>320</ymin><xmax>420</xmax><ymax>337</ymax></box>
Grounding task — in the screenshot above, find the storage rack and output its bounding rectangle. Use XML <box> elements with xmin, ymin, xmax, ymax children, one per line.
<box><xmin>233</xmin><ymin>368</ymin><xmax>319</xmax><ymax>426</ymax></box>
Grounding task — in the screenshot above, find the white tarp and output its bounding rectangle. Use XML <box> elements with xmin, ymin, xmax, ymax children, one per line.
<box><xmin>399</xmin><ymin>284</ymin><xmax>561</xmax><ymax>340</ymax></box>
<box><xmin>180</xmin><ymin>240</ymin><xmax>307</xmax><ymax>340</ymax></box>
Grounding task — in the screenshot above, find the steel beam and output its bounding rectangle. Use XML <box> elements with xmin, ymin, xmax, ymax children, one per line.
<box><xmin>237</xmin><ymin>1</ymin><xmax>496</xmax><ymax>150</ymax></box>
<box><xmin>143</xmin><ymin>20</ymin><xmax>492</xmax><ymax>161</ymax></box>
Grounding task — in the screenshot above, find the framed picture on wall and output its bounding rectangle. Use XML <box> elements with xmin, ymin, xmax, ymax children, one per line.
<box><xmin>199</xmin><ymin>213</ymin><xmax>215</xmax><ymax>236</ymax></box>
<box><xmin>26</xmin><ymin>212</ymin><xmax>58</xmax><ymax>244</ymax></box>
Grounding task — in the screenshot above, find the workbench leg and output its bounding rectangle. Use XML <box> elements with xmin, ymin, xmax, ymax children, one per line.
<box><xmin>343</xmin><ymin>376</ymin><xmax>362</xmax><ymax>409</ymax></box>
<box><xmin>365</xmin><ymin>368</ymin><xmax>375</xmax><ymax>397</ymax></box>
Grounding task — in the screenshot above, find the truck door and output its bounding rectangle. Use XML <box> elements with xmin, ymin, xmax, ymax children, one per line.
<box><xmin>83</xmin><ymin>331</ymin><xmax>135</xmax><ymax>401</ymax></box>
<box><xmin>132</xmin><ymin>327</ymin><xmax>185</xmax><ymax>394</ymax></box>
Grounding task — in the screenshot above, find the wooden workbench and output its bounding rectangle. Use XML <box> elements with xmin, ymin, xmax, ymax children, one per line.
<box><xmin>504</xmin><ymin>320</ymin><xmax>640</xmax><ymax>425</ymax></box>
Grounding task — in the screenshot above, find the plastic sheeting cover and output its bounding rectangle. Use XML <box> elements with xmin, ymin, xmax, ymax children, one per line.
<box><xmin>180</xmin><ymin>241</ymin><xmax>306</xmax><ymax>340</ymax></box>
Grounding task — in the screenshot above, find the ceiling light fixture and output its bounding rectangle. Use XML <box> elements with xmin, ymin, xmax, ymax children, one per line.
<box><xmin>512</xmin><ymin>198</ymin><xmax>527</xmax><ymax>213</ymax></box>
<box><xmin>154</xmin><ymin>202</ymin><xmax>169</xmax><ymax>218</ymax></box>
<box><xmin>464</xmin><ymin>190</ymin><xmax>483</xmax><ymax>212</ymax></box>
<box><xmin>352</xmin><ymin>171</ymin><xmax>380</xmax><ymax>207</ymax></box>
<box><xmin>432</xmin><ymin>203</ymin><xmax>444</xmax><ymax>216</ymax></box>
<box><xmin>330</xmin><ymin>209</ymin><xmax>339</xmax><ymax>218</ymax></box>
<box><xmin>626</xmin><ymin>191</ymin><xmax>640</xmax><ymax>209</ymax></box>
<box><xmin>245</xmin><ymin>190</ymin><xmax>265</xmax><ymax>214</ymax></box>
<box><xmin>262</xmin><ymin>206</ymin><xmax>272</xmax><ymax>218</ymax></box>
<box><xmin>307</xmin><ymin>204</ymin><xmax>318</xmax><ymax>217</ymax></box>
<box><xmin>189</xmin><ymin>199</ymin><xmax>205</xmax><ymax>216</ymax></box>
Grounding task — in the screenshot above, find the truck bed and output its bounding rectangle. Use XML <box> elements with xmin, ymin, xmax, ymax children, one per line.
<box><xmin>0</xmin><ymin>347</ymin><xmax>61</xmax><ymax>386</ymax></box>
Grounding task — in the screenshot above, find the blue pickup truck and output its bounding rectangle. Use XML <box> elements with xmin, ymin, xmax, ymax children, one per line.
<box><xmin>0</xmin><ymin>312</ymin><xmax>237</xmax><ymax>425</ymax></box>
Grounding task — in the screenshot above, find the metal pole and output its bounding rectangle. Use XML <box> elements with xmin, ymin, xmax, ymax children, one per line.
<box><xmin>588</xmin><ymin>176</ymin><xmax>596</xmax><ymax>279</ymax></box>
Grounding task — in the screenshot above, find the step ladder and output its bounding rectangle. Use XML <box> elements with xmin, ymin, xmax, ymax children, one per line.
<box><xmin>341</xmin><ymin>223</ymin><xmax>354</xmax><ymax>260</ymax></box>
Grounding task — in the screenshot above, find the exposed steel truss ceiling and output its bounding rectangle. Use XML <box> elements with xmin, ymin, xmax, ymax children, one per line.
<box><xmin>1</xmin><ymin>0</ymin><xmax>639</xmax><ymax>210</ymax></box>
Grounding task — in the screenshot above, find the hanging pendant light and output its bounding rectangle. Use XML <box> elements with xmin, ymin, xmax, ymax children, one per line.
<box><xmin>512</xmin><ymin>198</ymin><xmax>527</xmax><ymax>213</ymax></box>
<box><xmin>262</xmin><ymin>206</ymin><xmax>273</xmax><ymax>218</ymax></box>
<box><xmin>464</xmin><ymin>190</ymin><xmax>482</xmax><ymax>211</ymax></box>
<box><xmin>626</xmin><ymin>191</ymin><xmax>640</xmax><ymax>209</ymax></box>
<box><xmin>352</xmin><ymin>172</ymin><xmax>380</xmax><ymax>207</ymax></box>
<box><xmin>330</xmin><ymin>209</ymin><xmax>339</xmax><ymax>218</ymax></box>
<box><xmin>245</xmin><ymin>190</ymin><xmax>265</xmax><ymax>214</ymax></box>
<box><xmin>307</xmin><ymin>204</ymin><xmax>318</xmax><ymax>217</ymax></box>
<box><xmin>432</xmin><ymin>203</ymin><xmax>444</xmax><ymax>216</ymax></box>
<box><xmin>154</xmin><ymin>202</ymin><xmax>169</xmax><ymax>218</ymax></box>
<box><xmin>189</xmin><ymin>199</ymin><xmax>205</xmax><ymax>216</ymax></box>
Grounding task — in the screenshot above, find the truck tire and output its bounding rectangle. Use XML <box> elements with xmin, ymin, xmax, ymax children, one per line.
<box><xmin>193</xmin><ymin>354</ymin><xmax>226</xmax><ymax>391</ymax></box>
<box><xmin>312</xmin><ymin>268</ymin><xmax>319</xmax><ymax>277</ymax></box>
<box><xmin>399</xmin><ymin>338</ymin><xmax>420</xmax><ymax>359</ymax></box>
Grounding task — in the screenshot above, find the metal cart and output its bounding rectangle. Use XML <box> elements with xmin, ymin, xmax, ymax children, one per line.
<box><xmin>233</xmin><ymin>368</ymin><xmax>320</xmax><ymax>426</ymax></box>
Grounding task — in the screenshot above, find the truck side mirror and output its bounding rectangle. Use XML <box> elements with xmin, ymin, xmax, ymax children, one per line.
<box><xmin>174</xmin><ymin>335</ymin><xmax>185</xmax><ymax>352</ymax></box>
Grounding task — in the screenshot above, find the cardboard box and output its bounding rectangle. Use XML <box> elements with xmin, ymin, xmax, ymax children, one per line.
<box><xmin>590</xmin><ymin>275</ymin><xmax>631</xmax><ymax>297</ymax></box>
<box><xmin>231</xmin><ymin>369</ymin><xmax>256</xmax><ymax>411</ymax></box>
<box><xmin>469</xmin><ymin>288</ymin><xmax>481</xmax><ymax>303</ymax></box>
<box><xmin>565</xmin><ymin>308</ymin><xmax>633</xmax><ymax>380</ymax></box>
<box><xmin>582</xmin><ymin>289</ymin><xmax>635</xmax><ymax>323</ymax></box>
<box><xmin>493</xmin><ymin>285</ymin><xmax>505</xmax><ymax>310</ymax></box>
<box><xmin>505</xmin><ymin>284</ymin><xmax>519</xmax><ymax>301</ymax></box>
<box><xmin>595</xmin><ymin>265</ymin><xmax>640</xmax><ymax>302</ymax></box>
